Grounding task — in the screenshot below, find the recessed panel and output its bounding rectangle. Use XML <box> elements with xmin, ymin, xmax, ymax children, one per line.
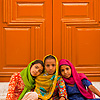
<box><xmin>17</xmin><ymin>3</ymin><xmax>44</xmax><ymax>18</ymax></box>
<box><xmin>31</xmin><ymin>25</ymin><xmax>45</xmax><ymax>61</ymax></box>
<box><xmin>62</xmin><ymin>3</ymin><xmax>89</xmax><ymax>18</ymax></box>
<box><xmin>3</xmin><ymin>28</ymin><xmax>31</xmax><ymax>66</ymax></box>
<box><xmin>76</xmin><ymin>28</ymin><xmax>100</xmax><ymax>66</ymax></box>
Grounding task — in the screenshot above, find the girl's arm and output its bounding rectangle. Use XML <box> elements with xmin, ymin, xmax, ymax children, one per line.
<box><xmin>88</xmin><ymin>85</ymin><xmax>100</xmax><ymax>97</ymax></box>
<box><xmin>82</xmin><ymin>79</ymin><xmax>100</xmax><ymax>97</ymax></box>
<box><xmin>6</xmin><ymin>73</ymin><xmax>19</xmax><ymax>100</ymax></box>
<box><xmin>58</xmin><ymin>77</ymin><xmax>68</xmax><ymax>100</ymax></box>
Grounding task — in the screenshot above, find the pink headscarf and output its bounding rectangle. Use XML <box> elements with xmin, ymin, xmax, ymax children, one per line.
<box><xmin>59</xmin><ymin>59</ymin><xmax>95</xmax><ymax>99</ymax></box>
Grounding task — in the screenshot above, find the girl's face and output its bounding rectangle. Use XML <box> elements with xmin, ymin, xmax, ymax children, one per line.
<box><xmin>45</xmin><ymin>59</ymin><xmax>56</xmax><ymax>75</ymax></box>
<box><xmin>30</xmin><ymin>63</ymin><xmax>43</xmax><ymax>77</ymax></box>
<box><xmin>60</xmin><ymin>65</ymin><xmax>71</xmax><ymax>78</ymax></box>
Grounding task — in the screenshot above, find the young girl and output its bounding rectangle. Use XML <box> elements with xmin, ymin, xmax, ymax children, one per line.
<box><xmin>34</xmin><ymin>55</ymin><xmax>68</xmax><ymax>100</ymax></box>
<box><xmin>59</xmin><ymin>59</ymin><xmax>100</xmax><ymax>100</ymax></box>
<box><xmin>6</xmin><ymin>60</ymin><xmax>44</xmax><ymax>100</ymax></box>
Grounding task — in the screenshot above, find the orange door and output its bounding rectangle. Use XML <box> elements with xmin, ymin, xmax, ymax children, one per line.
<box><xmin>0</xmin><ymin>0</ymin><xmax>52</xmax><ymax>81</ymax></box>
<box><xmin>53</xmin><ymin>0</ymin><xmax>100</xmax><ymax>81</ymax></box>
<box><xmin>0</xmin><ymin>0</ymin><xmax>100</xmax><ymax>82</ymax></box>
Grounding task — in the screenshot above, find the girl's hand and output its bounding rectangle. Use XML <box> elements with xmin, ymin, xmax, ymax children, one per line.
<box><xmin>22</xmin><ymin>93</ymin><xmax>30</xmax><ymax>100</ymax></box>
<box><xmin>88</xmin><ymin>85</ymin><xmax>100</xmax><ymax>97</ymax></box>
<box><xmin>59</xmin><ymin>97</ymin><xmax>65</xmax><ymax>100</ymax></box>
<box><xmin>22</xmin><ymin>92</ymin><xmax>38</xmax><ymax>100</ymax></box>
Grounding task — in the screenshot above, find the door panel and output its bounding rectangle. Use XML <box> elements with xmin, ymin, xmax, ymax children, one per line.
<box><xmin>3</xmin><ymin>27</ymin><xmax>31</xmax><ymax>66</ymax></box>
<box><xmin>0</xmin><ymin>0</ymin><xmax>100</xmax><ymax>81</ymax></box>
<box><xmin>7</xmin><ymin>0</ymin><xmax>45</xmax><ymax>24</ymax></box>
<box><xmin>62</xmin><ymin>2</ymin><xmax>91</xmax><ymax>19</ymax></box>
<box><xmin>53</xmin><ymin>0</ymin><xmax>100</xmax><ymax>81</ymax></box>
<box><xmin>0</xmin><ymin>0</ymin><xmax>52</xmax><ymax>81</ymax></box>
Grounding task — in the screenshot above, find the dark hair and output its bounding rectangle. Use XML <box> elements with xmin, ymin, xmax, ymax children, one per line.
<box><xmin>44</xmin><ymin>55</ymin><xmax>56</xmax><ymax>64</ymax></box>
<box><xmin>31</xmin><ymin>60</ymin><xmax>44</xmax><ymax>73</ymax></box>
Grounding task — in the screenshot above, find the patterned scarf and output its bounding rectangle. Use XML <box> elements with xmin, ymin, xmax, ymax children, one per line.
<box><xmin>18</xmin><ymin>60</ymin><xmax>36</xmax><ymax>100</ymax></box>
<box><xmin>35</xmin><ymin>55</ymin><xmax>58</xmax><ymax>100</ymax></box>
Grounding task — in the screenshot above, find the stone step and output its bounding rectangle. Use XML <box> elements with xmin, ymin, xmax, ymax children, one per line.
<box><xmin>0</xmin><ymin>82</ymin><xmax>100</xmax><ymax>100</ymax></box>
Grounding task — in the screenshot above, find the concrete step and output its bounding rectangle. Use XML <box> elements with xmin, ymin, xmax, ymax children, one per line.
<box><xmin>0</xmin><ymin>82</ymin><xmax>100</xmax><ymax>100</ymax></box>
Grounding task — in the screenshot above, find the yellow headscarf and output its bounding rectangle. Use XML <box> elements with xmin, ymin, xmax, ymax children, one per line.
<box><xmin>34</xmin><ymin>54</ymin><xmax>58</xmax><ymax>100</ymax></box>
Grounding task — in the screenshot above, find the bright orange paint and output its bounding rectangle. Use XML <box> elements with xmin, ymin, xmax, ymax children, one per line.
<box><xmin>0</xmin><ymin>0</ymin><xmax>100</xmax><ymax>81</ymax></box>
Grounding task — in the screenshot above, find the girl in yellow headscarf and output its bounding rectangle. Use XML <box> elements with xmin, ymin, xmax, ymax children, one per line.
<box><xmin>35</xmin><ymin>55</ymin><xmax>68</xmax><ymax>100</ymax></box>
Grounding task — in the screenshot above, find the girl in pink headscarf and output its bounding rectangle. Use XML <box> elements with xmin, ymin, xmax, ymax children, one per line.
<box><xmin>59</xmin><ymin>59</ymin><xmax>100</xmax><ymax>100</ymax></box>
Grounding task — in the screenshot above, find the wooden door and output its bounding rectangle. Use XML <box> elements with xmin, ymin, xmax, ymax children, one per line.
<box><xmin>0</xmin><ymin>0</ymin><xmax>52</xmax><ymax>81</ymax></box>
<box><xmin>53</xmin><ymin>0</ymin><xmax>100</xmax><ymax>81</ymax></box>
<box><xmin>0</xmin><ymin>0</ymin><xmax>100</xmax><ymax>82</ymax></box>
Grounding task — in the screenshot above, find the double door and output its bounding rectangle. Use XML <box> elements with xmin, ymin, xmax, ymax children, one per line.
<box><xmin>0</xmin><ymin>0</ymin><xmax>100</xmax><ymax>81</ymax></box>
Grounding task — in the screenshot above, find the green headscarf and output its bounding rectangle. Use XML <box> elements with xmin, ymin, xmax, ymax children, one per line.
<box><xmin>18</xmin><ymin>60</ymin><xmax>36</xmax><ymax>100</ymax></box>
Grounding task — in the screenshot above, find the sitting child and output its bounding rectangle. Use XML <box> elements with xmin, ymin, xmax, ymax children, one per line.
<box><xmin>35</xmin><ymin>55</ymin><xmax>68</xmax><ymax>100</ymax></box>
<box><xmin>59</xmin><ymin>59</ymin><xmax>100</xmax><ymax>100</ymax></box>
<box><xmin>6</xmin><ymin>60</ymin><xmax>44</xmax><ymax>100</ymax></box>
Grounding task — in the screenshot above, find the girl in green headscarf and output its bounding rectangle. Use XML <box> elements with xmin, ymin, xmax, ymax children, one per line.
<box><xmin>6</xmin><ymin>60</ymin><xmax>44</xmax><ymax>100</ymax></box>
